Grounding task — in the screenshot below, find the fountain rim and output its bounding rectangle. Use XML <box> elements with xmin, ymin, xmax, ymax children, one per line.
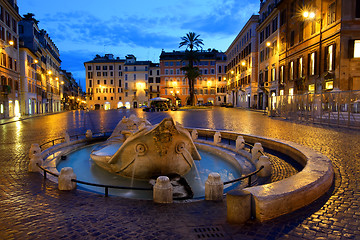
<box><xmin>37</xmin><ymin>128</ymin><xmax>333</xmax><ymax>221</ymax></box>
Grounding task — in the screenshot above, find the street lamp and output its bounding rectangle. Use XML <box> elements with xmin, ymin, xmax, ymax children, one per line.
<box><xmin>2</xmin><ymin>40</ymin><xmax>14</xmax><ymax>49</ymax></box>
<box><xmin>302</xmin><ymin>8</ymin><xmax>323</xmax><ymax>93</ymax></box>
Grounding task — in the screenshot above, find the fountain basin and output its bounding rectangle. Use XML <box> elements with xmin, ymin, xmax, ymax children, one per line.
<box><xmin>55</xmin><ymin>141</ymin><xmax>247</xmax><ymax>200</ymax></box>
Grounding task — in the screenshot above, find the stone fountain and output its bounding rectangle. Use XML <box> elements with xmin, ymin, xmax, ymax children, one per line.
<box><xmin>90</xmin><ymin>115</ymin><xmax>201</xmax><ymax>180</ymax></box>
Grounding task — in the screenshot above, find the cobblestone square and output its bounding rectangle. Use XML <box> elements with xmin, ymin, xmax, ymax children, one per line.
<box><xmin>0</xmin><ymin>108</ymin><xmax>359</xmax><ymax>239</ymax></box>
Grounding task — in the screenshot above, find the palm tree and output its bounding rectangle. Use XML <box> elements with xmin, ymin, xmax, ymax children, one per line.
<box><xmin>179</xmin><ymin>32</ymin><xmax>204</xmax><ymax>106</ymax></box>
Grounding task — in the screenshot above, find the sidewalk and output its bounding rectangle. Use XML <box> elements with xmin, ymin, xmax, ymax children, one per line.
<box><xmin>0</xmin><ymin>111</ymin><xmax>63</xmax><ymax>125</ymax></box>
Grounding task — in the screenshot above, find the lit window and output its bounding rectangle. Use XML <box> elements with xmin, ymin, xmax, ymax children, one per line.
<box><xmin>328</xmin><ymin>45</ymin><xmax>334</xmax><ymax>71</ymax></box>
<box><xmin>325</xmin><ymin>81</ymin><xmax>333</xmax><ymax>90</ymax></box>
<box><xmin>299</xmin><ymin>57</ymin><xmax>303</xmax><ymax>78</ymax></box>
<box><xmin>309</xmin><ymin>84</ymin><xmax>315</xmax><ymax>93</ymax></box>
<box><xmin>354</xmin><ymin>40</ymin><xmax>360</xmax><ymax>58</ymax></box>
<box><xmin>289</xmin><ymin>88</ymin><xmax>294</xmax><ymax>96</ymax></box>
<box><xmin>290</xmin><ymin>61</ymin><xmax>294</xmax><ymax>80</ymax></box>
<box><xmin>310</xmin><ymin>52</ymin><xmax>315</xmax><ymax>75</ymax></box>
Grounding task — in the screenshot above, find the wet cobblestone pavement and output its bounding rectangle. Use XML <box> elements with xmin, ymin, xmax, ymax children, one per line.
<box><xmin>0</xmin><ymin>108</ymin><xmax>359</xmax><ymax>239</ymax></box>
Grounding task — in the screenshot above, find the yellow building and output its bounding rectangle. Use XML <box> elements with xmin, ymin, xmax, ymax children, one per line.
<box><xmin>278</xmin><ymin>0</ymin><xmax>360</xmax><ymax>94</ymax></box>
<box><xmin>0</xmin><ymin>0</ymin><xmax>21</xmax><ymax>118</ymax></box>
<box><xmin>85</xmin><ymin>54</ymin><xmax>154</xmax><ymax>110</ymax></box>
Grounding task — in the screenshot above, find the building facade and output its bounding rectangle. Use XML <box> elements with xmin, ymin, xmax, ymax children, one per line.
<box><xmin>0</xmin><ymin>0</ymin><xmax>21</xmax><ymax>119</ymax></box>
<box><xmin>160</xmin><ymin>50</ymin><xmax>227</xmax><ymax>106</ymax></box>
<box><xmin>85</xmin><ymin>54</ymin><xmax>156</xmax><ymax>110</ymax></box>
<box><xmin>277</xmin><ymin>0</ymin><xmax>360</xmax><ymax>96</ymax></box>
<box><xmin>257</xmin><ymin>1</ymin><xmax>280</xmax><ymax>110</ymax></box>
<box><xmin>19</xmin><ymin>13</ymin><xmax>62</xmax><ymax>116</ymax></box>
<box><xmin>148</xmin><ymin>63</ymin><xmax>161</xmax><ymax>100</ymax></box>
<box><xmin>226</xmin><ymin>15</ymin><xmax>259</xmax><ymax>108</ymax></box>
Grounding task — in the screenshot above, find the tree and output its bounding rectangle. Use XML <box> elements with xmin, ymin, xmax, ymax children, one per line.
<box><xmin>179</xmin><ymin>32</ymin><xmax>204</xmax><ymax>106</ymax></box>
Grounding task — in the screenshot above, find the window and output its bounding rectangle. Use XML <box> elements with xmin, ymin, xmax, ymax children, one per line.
<box><xmin>148</xmin><ymin>77</ymin><xmax>154</xmax><ymax>83</ymax></box>
<box><xmin>118</xmin><ymin>80</ymin><xmax>122</xmax><ymax>87</ymax></box>
<box><xmin>133</xmin><ymin>74</ymin><xmax>136</xmax><ymax>80</ymax></box>
<box><xmin>125</xmin><ymin>74</ymin><xmax>128</xmax><ymax>80</ymax></box>
<box><xmin>298</xmin><ymin>57</ymin><xmax>303</xmax><ymax>78</ymax></box>
<box><xmin>96</xmin><ymin>66</ymin><xmax>100</xmax><ymax>70</ymax></box>
<box><xmin>260</xmin><ymin>50</ymin><xmax>264</xmax><ymax>62</ymax></box>
<box><xmin>119</xmin><ymin>71</ymin><xmax>122</xmax><ymax>76</ymax></box>
<box><xmin>311</xmin><ymin>21</ymin><xmax>316</xmax><ymax>35</ymax></box>
<box><xmin>89</xmin><ymin>80</ymin><xmax>92</xmax><ymax>88</ymax></box>
<box><xmin>97</xmin><ymin>80</ymin><xmax>100</xmax><ymax>84</ymax></box>
<box><xmin>309</xmin><ymin>52</ymin><xmax>316</xmax><ymax>75</ymax></box>
<box><xmin>103</xmin><ymin>72</ymin><xmax>107</xmax><ymax>77</ymax></box>
<box><xmin>145</xmin><ymin>74</ymin><xmax>148</xmax><ymax>80</ymax></box>
<box><xmin>280</xmin><ymin>66</ymin><xmax>284</xmax><ymax>84</ymax></box>
<box><xmin>103</xmin><ymin>66</ymin><xmax>107</xmax><ymax>70</ymax></box>
<box><xmin>88</xmin><ymin>66</ymin><xmax>92</xmax><ymax>70</ymax></box>
<box><xmin>299</xmin><ymin>22</ymin><xmax>304</xmax><ymax>43</ymax></box>
<box><xmin>280</xmin><ymin>9</ymin><xmax>286</xmax><ymax>26</ymax></box>
<box><xmin>272</xmin><ymin>17</ymin><xmax>278</xmax><ymax>33</ymax></box>
<box><xmin>110</xmin><ymin>72</ymin><xmax>113</xmax><ymax>76</ymax></box>
<box><xmin>290</xmin><ymin>31</ymin><xmax>295</xmax><ymax>47</ymax></box>
<box><xmin>87</xmin><ymin>72</ymin><xmax>93</xmax><ymax>79</ymax></box>
<box><xmin>354</xmin><ymin>40</ymin><xmax>360</xmax><ymax>58</ymax></box>
<box><xmin>356</xmin><ymin>0</ymin><xmax>360</xmax><ymax>18</ymax></box>
<box><xmin>104</xmin><ymin>97</ymin><xmax>107</xmax><ymax>100</ymax></box>
<box><xmin>271</xmin><ymin>67</ymin><xmax>276</xmax><ymax>82</ymax></box>
<box><xmin>157</xmin><ymin>70</ymin><xmax>160</xmax><ymax>75</ymax></box>
<box><xmin>109</xmin><ymin>66</ymin><xmax>113</xmax><ymax>70</ymax></box>
<box><xmin>119</xmin><ymin>65</ymin><xmax>122</xmax><ymax>70</ymax></box>
<box><xmin>326</xmin><ymin>44</ymin><xmax>335</xmax><ymax>71</ymax></box>
<box><xmin>97</xmin><ymin>72</ymin><xmax>101</xmax><ymax>77</ymax></box>
<box><xmin>218</xmin><ymin>66</ymin><xmax>222</xmax><ymax>73</ymax></box>
<box><xmin>156</xmin><ymin>77</ymin><xmax>161</xmax><ymax>83</ymax></box>
<box><xmin>110</xmin><ymin>79</ymin><xmax>113</xmax><ymax>85</ymax></box>
<box><xmin>149</xmin><ymin>70</ymin><xmax>153</xmax><ymax>76</ymax></box>
<box><xmin>134</xmin><ymin>66</ymin><xmax>136</xmax><ymax>71</ymax></box>
<box><xmin>103</xmin><ymin>79</ymin><xmax>107</xmax><ymax>85</ymax></box>
<box><xmin>290</xmin><ymin>61</ymin><xmax>294</xmax><ymax>80</ymax></box>
<box><xmin>328</xmin><ymin>2</ymin><xmax>336</xmax><ymax>25</ymax></box>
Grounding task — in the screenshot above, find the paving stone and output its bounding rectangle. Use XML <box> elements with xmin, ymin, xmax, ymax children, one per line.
<box><xmin>0</xmin><ymin>109</ymin><xmax>359</xmax><ymax>239</ymax></box>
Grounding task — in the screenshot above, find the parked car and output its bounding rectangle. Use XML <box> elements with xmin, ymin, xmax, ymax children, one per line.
<box><xmin>225</xmin><ymin>103</ymin><xmax>234</xmax><ymax>108</ymax></box>
<box><xmin>202</xmin><ymin>102</ymin><xmax>213</xmax><ymax>106</ymax></box>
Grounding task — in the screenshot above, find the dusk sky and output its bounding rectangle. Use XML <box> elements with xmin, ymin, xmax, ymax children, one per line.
<box><xmin>19</xmin><ymin>0</ymin><xmax>259</xmax><ymax>89</ymax></box>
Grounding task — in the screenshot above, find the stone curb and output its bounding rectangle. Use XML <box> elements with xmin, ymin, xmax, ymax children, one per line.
<box><xmin>188</xmin><ymin>128</ymin><xmax>334</xmax><ymax>222</ymax></box>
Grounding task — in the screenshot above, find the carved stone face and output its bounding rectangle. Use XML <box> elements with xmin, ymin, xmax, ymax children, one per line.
<box><xmin>91</xmin><ymin>116</ymin><xmax>201</xmax><ymax>179</ymax></box>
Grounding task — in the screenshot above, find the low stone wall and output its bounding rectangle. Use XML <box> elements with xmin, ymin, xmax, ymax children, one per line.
<box><xmin>188</xmin><ymin>128</ymin><xmax>334</xmax><ymax>222</ymax></box>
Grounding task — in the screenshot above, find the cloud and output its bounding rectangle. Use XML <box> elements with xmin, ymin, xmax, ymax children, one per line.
<box><xmin>39</xmin><ymin>11</ymin><xmax>180</xmax><ymax>51</ymax></box>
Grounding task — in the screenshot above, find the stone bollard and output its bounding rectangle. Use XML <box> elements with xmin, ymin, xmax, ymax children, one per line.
<box><xmin>227</xmin><ymin>189</ymin><xmax>252</xmax><ymax>224</ymax></box>
<box><xmin>235</xmin><ymin>136</ymin><xmax>245</xmax><ymax>152</ymax></box>
<box><xmin>58</xmin><ymin>167</ymin><xmax>77</xmax><ymax>191</ymax></box>
<box><xmin>205</xmin><ymin>173</ymin><xmax>224</xmax><ymax>201</ymax></box>
<box><xmin>153</xmin><ymin>176</ymin><xmax>173</xmax><ymax>203</ymax></box>
<box><xmin>191</xmin><ymin>129</ymin><xmax>198</xmax><ymax>140</ymax></box>
<box><xmin>29</xmin><ymin>143</ymin><xmax>41</xmax><ymax>159</ymax></box>
<box><xmin>64</xmin><ymin>132</ymin><xmax>70</xmax><ymax>143</ymax></box>
<box><xmin>214</xmin><ymin>131</ymin><xmax>221</xmax><ymax>144</ymax></box>
<box><xmin>256</xmin><ymin>156</ymin><xmax>272</xmax><ymax>177</ymax></box>
<box><xmin>251</xmin><ymin>143</ymin><xmax>263</xmax><ymax>163</ymax></box>
<box><xmin>28</xmin><ymin>152</ymin><xmax>43</xmax><ymax>172</ymax></box>
<box><xmin>85</xmin><ymin>129</ymin><xmax>93</xmax><ymax>140</ymax></box>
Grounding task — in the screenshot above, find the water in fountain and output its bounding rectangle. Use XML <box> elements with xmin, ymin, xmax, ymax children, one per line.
<box><xmin>57</xmin><ymin>115</ymin><xmax>246</xmax><ymax>199</ymax></box>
